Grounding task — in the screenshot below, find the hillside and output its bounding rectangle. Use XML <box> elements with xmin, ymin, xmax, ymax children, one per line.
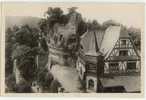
<box><xmin>5</xmin><ymin>16</ymin><xmax>41</xmax><ymax>29</ymax></box>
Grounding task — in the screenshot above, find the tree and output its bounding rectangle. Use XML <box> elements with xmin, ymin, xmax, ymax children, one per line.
<box><xmin>127</xmin><ymin>27</ymin><xmax>141</xmax><ymax>50</ymax></box>
<box><xmin>40</xmin><ymin>37</ymin><xmax>48</xmax><ymax>52</ymax></box>
<box><xmin>14</xmin><ymin>25</ymin><xmax>39</xmax><ymax>48</ymax></box>
<box><xmin>92</xmin><ymin>20</ymin><xmax>101</xmax><ymax>30</ymax></box>
<box><xmin>77</xmin><ymin>19</ymin><xmax>87</xmax><ymax>36</ymax></box>
<box><xmin>10</xmin><ymin>25</ymin><xmax>43</xmax><ymax>84</ymax></box>
<box><xmin>60</xmin><ymin>14</ymin><xmax>69</xmax><ymax>25</ymax></box>
<box><xmin>5</xmin><ymin>73</ymin><xmax>16</xmax><ymax>92</ymax></box>
<box><xmin>39</xmin><ymin>19</ymin><xmax>48</xmax><ymax>35</ymax></box>
<box><xmin>15</xmin><ymin>80</ymin><xmax>32</xmax><ymax>93</ymax></box>
<box><xmin>11</xmin><ymin>44</ymin><xmax>37</xmax><ymax>82</ymax></box>
<box><xmin>5</xmin><ymin>28</ymin><xmax>14</xmax><ymax>76</ymax></box>
<box><xmin>46</xmin><ymin>7</ymin><xmax>63</xmax><ymax>18</ymax></box>
<box><xmin>50</xmin><ymin>79</ymin><xmax>61</xmax><ymax>93</ymax></box>
<box><xmin>9</xmin><ymin>24</ymin><xmax>50</xmax><ymax>92</ymax></box>
<box><xmin>13</xmin><ymin>25</ymin><xmax>20</xmax><ymax>32</ymax></box>
<box><xmin>86</xmin><ymin>20</ymin><xmax>101</xmax><ymax>31</ymax></box>
<box><xmin>40</xmin><ymin>7</ymin><xmax>70</xmax><ymax>39</ymax></box>
<box><xmin>68</xmin><ymin>7</ymin><xmax>78</xmax><ymax>14</ymax></box>
<box><xmin>45</xmin><ymin>7</ymin><xmax>64</xmax><ymax>28</ymax></box>
<box><xmin>37</xmin><ymin>68</ymin><xmax>54</xmax><ymax>90</ymax></box>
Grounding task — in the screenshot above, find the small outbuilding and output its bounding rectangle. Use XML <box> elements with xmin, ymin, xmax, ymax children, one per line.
<box><xmin>76</xmin><ymin>30</ymin><xmax>105</xmax><ymax>92</ymax></box>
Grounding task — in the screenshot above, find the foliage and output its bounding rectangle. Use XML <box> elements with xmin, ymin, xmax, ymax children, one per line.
<box><xmin>68</xmin><ymin>7</ymin><xmax>78</xmax><ymax>14</ymax></box>
<box><xmin>76</xmin><ymin>19</ymin><xmax>87</xmax><ymax>36</ymax></box>
<box><xmin>50</xmin><ymin>79</ymin><xmax>61</xmax><ymax>93</ymax></box>
<box><xmin>14</xmin><ymin>25</ymin><xmax>39</xmax><ymax>48</ymax></box>
<box><xmin>15</xmin><ymin>80</ymin><xmax>32</xmax><ymax>93</ymax></box>
<box><xmin>6</xmin><ymin>74</ymin><xmax>32</xmax><ymax>93</ymax></box>
<box><xmin>40</xmin><ymin>37</ymin><xmax>48</xmax><ymax>51</ymax></box>
<box><xmin>18</xmin><ymin>56</ymin><xmax>36</xmax><ymax>82</ymax></box>
<box><xmin>5</xmin><ymin>73</ymin><xmax>16</xmax><ymax>92</ymax></box>
<box><xmin>6</xmin><ymin>23</ymin><xmax>49</xmax><ymax>88</ymax></box>
<box><xmin>86</xmin><ymin>20</ymin><xmax>101</xmax><ymax>31</ymax></box>
<box><xmin>37</xmin><ymin>68</ymin><xmax>54</xmax><ymax>90</ymax></box>
<box><xmin>45</xmin><ymin>7</ymin><xmax>69</xmax><ymax>28</ymax></box>
<box><xmin>5</xmin><ymin>28</ymin><xmax>14</xmax><ymax>75</ymax></box>
<box><xmin>39</xmin><ymin>19</ymin><xmax>48</xmax><ymax>34</ymax></box>
<box><xmin>128</xmin><ymin>27</ymin><xmax>141</xmax><ymax>50</ymax></box>
<box><xmin>11</xmin><ymin>45</ymin><xmax>31</xmax><ymax>60</ymax></box>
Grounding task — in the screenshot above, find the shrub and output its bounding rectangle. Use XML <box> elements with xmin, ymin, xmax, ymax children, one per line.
<box><xmin>49</xmin><ymin>79</ymin><xmax>61</xmax><ymax>93</ymax></box>
<box><xmin>15</xmin><ymin>80</ymin><xmax>32</xmax><ymax>93</ymax></box>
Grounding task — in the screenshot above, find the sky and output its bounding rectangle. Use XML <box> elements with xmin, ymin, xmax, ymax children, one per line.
<box><xmin>3</xmin><ymin>2</ymin><xmax>144</xmax><ymax>31</ymax></box>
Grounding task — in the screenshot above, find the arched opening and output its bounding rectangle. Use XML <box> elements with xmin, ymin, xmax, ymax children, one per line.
<box><xmin>88</xmin><ymin>79</ymin><xmax>94</xmax><ymax>90</ymax></box>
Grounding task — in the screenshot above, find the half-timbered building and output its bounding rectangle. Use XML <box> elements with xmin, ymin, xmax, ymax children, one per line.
<box><xmin>100</xmin><ymin>26</ymin><xmax>140</xmax><ymax>75</ymax></box>
<box><xmin>76</xmin><ymin>25</ymin><xmax>141</xmax><ymax>92</ymax></box>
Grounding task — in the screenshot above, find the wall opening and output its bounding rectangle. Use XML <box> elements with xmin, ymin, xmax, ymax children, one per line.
<box><xmin>88</xmin><ymin>79</ymin><xmax>94</xmax><ymax>90</ymax></box>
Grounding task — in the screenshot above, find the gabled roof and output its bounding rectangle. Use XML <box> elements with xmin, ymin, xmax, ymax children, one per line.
<box><xmin>100</xmin><ymin>25</ymin><xmax>138</xmax><ymax>59</ymax></box>
<box><xmin>80</xmin><ymin>25</ymin><xmax>136</xmax><ymax>59</ymax></box>
<box><xmin>79</xmin><ymin>51</ymin><xmax>103</xmax><ymax>64</ymax></box>
<box><xmin>80</xmin><ymin>30</ymin><xmax>105</xmax><ymax>56</ymax></box>
<box><xmin>100</xmin><ymin>26</ymin><xmax>121</xmax><ymax>59</ymax></box>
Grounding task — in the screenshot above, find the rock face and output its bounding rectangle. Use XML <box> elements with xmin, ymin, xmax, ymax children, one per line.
<box><xmin>49</xmin><ymin>12</ymin><xmax>81</xmax><ymax>65</ymax></box>
<box><xmin>52</xmin><ymin>12</ymin><xmax>79</xmax><ymax>47</ymax></box>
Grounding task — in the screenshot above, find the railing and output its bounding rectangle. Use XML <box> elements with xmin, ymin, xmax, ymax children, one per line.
<box><xmin>104</xmin><ymin>69</ymin><xmax>140</xmax><ymax>76</ymax></box>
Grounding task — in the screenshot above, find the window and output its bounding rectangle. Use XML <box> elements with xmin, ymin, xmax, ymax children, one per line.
<box><xmin>80</xmin><ymin>45</ymin><xmax>83</xmax><ymax>49</ymax></box>
<box><xmin>119</xmin><ymin>50</ymin><xmax>128</xmax><ymax>56</ymax></box>
<box><xmin>88</xmin><ymin>79</ymin><xmax>94</xmax><ymax>90</ymax></box>
<box><xmin>127</xmin><ymin>62</ymin><xmax>136</xmax><ymax>70</ymax></box>
<box><xmin>121</xmin><ymin>40</ymin><xmax>126</xmax><ymax>47</ymax></box>
<box><xmin>109</xmin><ymin>62</ymin><xmax>119</xmax><ymax>73</ymax></box>
<box><xmin>60</xmin><ymin>35</ymin><xmax>63</xmax><ymax>41</ymax></box>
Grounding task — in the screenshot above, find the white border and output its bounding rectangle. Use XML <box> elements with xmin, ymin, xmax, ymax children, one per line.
<box><xmin>0</xmin><ymin>0</ymin><xmax>145</xmax><ymax>3</ymax></box>
<box><xmin>0</xmin><ymin>0</ymin><xmax>145</xmax><ymax>99</ymax></box>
